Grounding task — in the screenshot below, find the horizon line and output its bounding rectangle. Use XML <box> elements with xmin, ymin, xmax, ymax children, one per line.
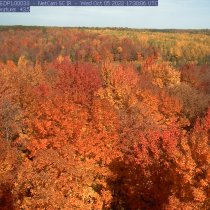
<box><xmin>0</xmin><ymin>25</ymin><xmax>210</xmax><ymax>30</ymax></box>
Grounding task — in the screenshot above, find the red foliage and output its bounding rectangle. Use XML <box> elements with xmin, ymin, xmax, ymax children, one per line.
<box><xmin>0</xmin><ymin>28</ymin><xmax>209</xmax><ymax>209</ymax></box>
<box><xmin>54</xmin><ymin>58</ymin><xmax>102</xmax><ymax>105</ymax></box>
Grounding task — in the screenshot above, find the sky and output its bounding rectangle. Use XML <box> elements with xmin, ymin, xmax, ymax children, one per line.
<box><xmin>0</xmin><ymin>0</ymin><xmax>209</xmax><ymax>29</ymax></box>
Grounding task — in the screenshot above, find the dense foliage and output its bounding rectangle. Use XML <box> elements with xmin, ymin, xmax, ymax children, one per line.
<box><xmin>0</xmin><ymin>27</ymin><xmax>209</xmax><ymax>210</ymax></box>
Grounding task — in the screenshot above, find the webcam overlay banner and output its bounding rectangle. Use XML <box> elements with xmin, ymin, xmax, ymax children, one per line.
<box><xmin>0</xmin><ymin>0</ymin><xmax>158</xmax><ymax>12</ymax></box>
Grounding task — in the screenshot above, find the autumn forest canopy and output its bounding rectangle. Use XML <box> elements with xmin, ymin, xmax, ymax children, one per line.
<box><xmin>0</xmin><ymin>26</ymin><xmax>209</xmax><ymax>210</ymax></box>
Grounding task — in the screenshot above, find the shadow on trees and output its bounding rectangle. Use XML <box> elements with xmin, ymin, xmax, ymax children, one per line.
<box><xmin>108</xmin><ymin>159</ymin><xmax>174</xmax><ymax>210</ymax></box>
<box><xmin>0</xmin><ymin>184</ymin><xmax>15</xmax><ymax>210</ymax></box>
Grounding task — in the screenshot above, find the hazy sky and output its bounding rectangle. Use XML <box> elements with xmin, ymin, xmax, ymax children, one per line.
<box><xmin>0</xmin><ymin>0</ymin><xmax>209</xmax><ymax>28</ymax></box>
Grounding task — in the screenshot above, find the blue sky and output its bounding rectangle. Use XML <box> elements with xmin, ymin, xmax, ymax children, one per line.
<box><xmin>0</xmin><ymin>0</ymin><xmax>209</xmax><ymax>28</ymax></box>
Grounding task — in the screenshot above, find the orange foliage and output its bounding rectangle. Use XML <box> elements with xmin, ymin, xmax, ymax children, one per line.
<box><xmin>0</xmin><ymin>27</ymin><xmax>209</xmax><ymax>210</ymax></box>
